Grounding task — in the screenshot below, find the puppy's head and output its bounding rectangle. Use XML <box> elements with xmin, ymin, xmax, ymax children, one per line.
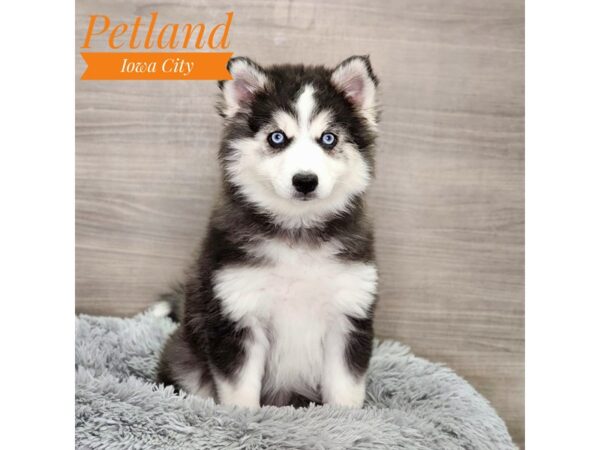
<box><xmin>217</xmin><ymin>56</ymin><xmax>379</xmax><ymax>228</ymax></box>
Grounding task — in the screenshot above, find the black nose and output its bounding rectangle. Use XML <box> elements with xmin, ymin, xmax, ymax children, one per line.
<box><xmin>292</xmin><ymin>173</ymin><xmax>319</xmax><ymax>195</ymax></box>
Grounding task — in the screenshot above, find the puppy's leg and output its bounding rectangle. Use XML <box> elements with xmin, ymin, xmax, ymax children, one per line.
<box><xmin>156</xmin><ymin>327</ymin><xmax>215</xmax><ymax>398</ymax></box>
<box><xmin>210</xmin><ymin>325</ymin><xmax>268</xmax><ymax>409</ymax></box>
<box><xmin>321</xmin><ymin>317</ymin><xmax>373</xmax><ymax>407</ymax></box>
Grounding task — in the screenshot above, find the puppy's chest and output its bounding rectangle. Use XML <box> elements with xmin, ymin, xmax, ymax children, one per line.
<box><xmin>213</xmin><ymin>240</ymin><xmax>377</xmax><ymax>326</ymax></box>
<box><xmin>213</xmin><ymin>240</ymin><xmax>377</xmax><ymax>393</ymax></box>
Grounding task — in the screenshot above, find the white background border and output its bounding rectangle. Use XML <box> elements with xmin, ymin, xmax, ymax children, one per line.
<box><xmin>526</xmin><ymin>0</ymin><xmax>600</xmax><ymax>448</ymax></box>
<box><xmin>0</xmin><ymin>0</ymin><xmax>74</xmax><ymax>447</ymax></box>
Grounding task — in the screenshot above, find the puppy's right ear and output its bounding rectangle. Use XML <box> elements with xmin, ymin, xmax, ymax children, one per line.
<box><xmin>218</xmin><ymin>57</ymin><xmax>268</xmax><ymax>118</ymax></box>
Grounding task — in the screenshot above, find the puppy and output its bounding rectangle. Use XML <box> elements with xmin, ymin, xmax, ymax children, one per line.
<box><xmin>157</xmin><ymin>55</ymin><xmax>380</xmax><ymax>408</ymax></box>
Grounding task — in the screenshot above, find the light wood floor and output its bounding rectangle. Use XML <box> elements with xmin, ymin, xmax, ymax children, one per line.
<box><xmin>76</xmin><ymin>0</ymin><xmax>524</xmax><ymax>446</ymax></box>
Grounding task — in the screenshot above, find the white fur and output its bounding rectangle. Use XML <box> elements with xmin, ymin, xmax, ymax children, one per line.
<box><xmin>149</xmin><ymin>300</ymin><xmax>171</xmax><ymax>318</ymax></box>
<box><xmin>224</xmin><ymin>84</ymin><xmax>371</xmax><ymax>229</ymax></box>
<box><xmin>212</xmin><ymin>238</ymin><xmax>378</xmax><ymax>406</ymax></box>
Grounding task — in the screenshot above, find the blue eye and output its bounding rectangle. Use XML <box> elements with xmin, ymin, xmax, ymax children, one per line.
<box><xmin>320</xmin><ymin>132</ymin><xmax>337</xmax><ymax>149</ymax></box>
<box><xmin>267</xmin><ymin>131</ymin><xmax>288</xmax><ymax>148</ymax></box>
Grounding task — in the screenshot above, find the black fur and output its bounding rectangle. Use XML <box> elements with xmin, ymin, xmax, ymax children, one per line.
<box><xmin>157</xmin><ymin>56</ymin><xmax>379</xmax><ymax>406</ymax></box>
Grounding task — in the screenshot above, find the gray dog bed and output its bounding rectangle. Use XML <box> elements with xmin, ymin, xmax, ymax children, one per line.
<box><xmin>75</xmin><ymin>312</ymin><xmax>516</xmax><ymax>449</ymax></box>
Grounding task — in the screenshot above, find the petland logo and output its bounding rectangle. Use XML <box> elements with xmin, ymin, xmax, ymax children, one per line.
<box><xmin>80</xmin><ymin>11</ymin><xmax>234</xmax><ymax>80</ymax></box>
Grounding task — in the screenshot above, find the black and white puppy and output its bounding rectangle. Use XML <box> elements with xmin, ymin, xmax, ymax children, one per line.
<box><xmin>157</xmin><ymin>55</ymin><xmax>380</xmax><ymax>408</ymax></box>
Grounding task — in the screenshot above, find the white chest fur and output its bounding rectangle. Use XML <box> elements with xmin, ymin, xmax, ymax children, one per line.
<box><xmin>212</xmin><ymin>239</ymin><xmax>377</xmax><ymax>399</ymax></box>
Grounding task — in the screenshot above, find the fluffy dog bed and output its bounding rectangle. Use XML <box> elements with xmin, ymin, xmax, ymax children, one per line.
<box><xmin>75</xmin><ymin>311</ymin><xmax>516</xmax><ymax>449</ymax></box>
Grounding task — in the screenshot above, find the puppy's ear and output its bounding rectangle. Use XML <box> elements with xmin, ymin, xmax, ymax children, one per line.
<box><xmin>218</xmin><ymin>57</ymin><xmax>268</xmax><ymax>118</ymax></box>
<box><xmin>331</xmin><ymin>55</ymin><xmax>379</xmax><ymax>125</ymax></box>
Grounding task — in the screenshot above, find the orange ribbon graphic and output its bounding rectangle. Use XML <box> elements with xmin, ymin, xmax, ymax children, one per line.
<box><xmin>81</xmin><ymin>52</ymin><xmax>233</xmax><ymax>80</ymax></box>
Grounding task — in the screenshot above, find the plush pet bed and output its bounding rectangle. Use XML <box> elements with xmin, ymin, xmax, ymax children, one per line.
<box><xmin>75</xmin><ymin>311</ymin><xmax>516</xmax><ymax>449</ymax></box>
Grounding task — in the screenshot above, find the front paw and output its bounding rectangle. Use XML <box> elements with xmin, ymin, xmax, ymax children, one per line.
<box><xmin>223</xmin><ymin>398</ymin><xmax>260</xmax><ymax>409</ymax></box>
<box><xmin>216</xmin><ymin>381</ymin><xmax>261</xmax><ymax>409</ymax></box>
<box><xmin>324</xmin><ymin>383</ymin><xmax>366</xmax><ymax>408</ymax></box>
<box><xmin>219</xmin><ymin>391</ymin><xmax>261</xmax><ymax>409</ymax></box>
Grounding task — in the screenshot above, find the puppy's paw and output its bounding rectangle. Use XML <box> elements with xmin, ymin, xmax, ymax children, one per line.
<box><xmin>324</xmin><ymin>383</ymin><xmax>366</xmax><ymax>408</ymax></box>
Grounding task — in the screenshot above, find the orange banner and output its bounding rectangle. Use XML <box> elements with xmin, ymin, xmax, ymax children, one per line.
<box><xmin>81</xmin><ymin>52</ymin><xmax>233</xmax><ymax>80</ymax></box>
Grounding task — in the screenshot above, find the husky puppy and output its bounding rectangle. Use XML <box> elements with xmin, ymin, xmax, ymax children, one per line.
<box><xmin>156</xmin><ymin>55</ymin><xmax>380</xmax><ymax>408</ymax></box>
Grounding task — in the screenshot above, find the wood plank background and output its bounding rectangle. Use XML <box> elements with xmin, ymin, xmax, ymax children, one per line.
<box><xmin>76</xmin><ymin>0</ymin><xmax>524</xmax><ymax>446</ymax></box>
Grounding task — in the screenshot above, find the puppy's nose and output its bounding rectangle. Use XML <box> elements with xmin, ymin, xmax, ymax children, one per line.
<box><xmin>292</xmin><ymin>172</ymin><xmax>319</xmax><ymax>195</ymax></box>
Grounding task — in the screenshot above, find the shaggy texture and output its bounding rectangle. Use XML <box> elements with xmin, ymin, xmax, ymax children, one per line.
<box><xmin>75</xmin><ymin>312</ymin><xmax>516</xmax><ymax>449</ymax></box>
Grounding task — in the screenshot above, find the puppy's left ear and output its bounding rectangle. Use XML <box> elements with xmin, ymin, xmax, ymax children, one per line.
<box><xmin>331</xmin><ymin>55</ymin><xmax>379</xmax><ymax>125</ymax></box>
